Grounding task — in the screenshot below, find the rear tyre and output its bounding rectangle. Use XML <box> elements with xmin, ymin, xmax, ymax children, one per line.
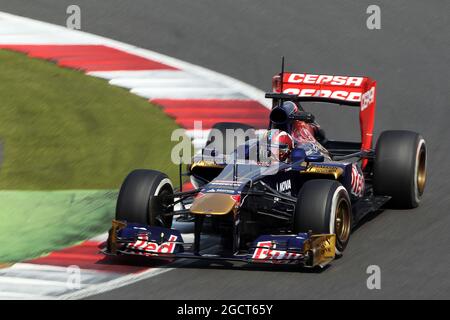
<box><xmin>373</xmin><ymin>130</ymin><xmax>427</xmax><ymax>208</ymax></box>
<box><xmin>116</xmin><ymin>169</ymin><xmax>174</xmax><ymax>227</ymax></box>
<box><xmin>294</xmin><ymin>180</ymin><xmax>352</xmax><ymax>256</ymax></box>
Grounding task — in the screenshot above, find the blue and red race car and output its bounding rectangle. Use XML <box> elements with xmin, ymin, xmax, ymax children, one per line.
<box><xmin>104</xmin><ymin>71</ymin><xmax>427</xmax><ymax>268</ymax></box>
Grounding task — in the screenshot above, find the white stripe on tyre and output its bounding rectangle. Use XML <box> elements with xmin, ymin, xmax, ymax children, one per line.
<box><xmin>154</xmin><ymin>178</ymin><xmax>173</xmax><ymax>196</ymax></box>
<box><xmin>414</xmin><ymin>138</ymin><xmax>426</xmax><ymax>203</ymax></box>
<box><xmin>329</xmin><ymin>185</ymin><xmax>347</xmax><ymax>255</ymax></box>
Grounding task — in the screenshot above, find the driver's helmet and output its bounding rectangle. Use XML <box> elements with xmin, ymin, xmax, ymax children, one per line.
<box><xmin>265</xmin><ymin>129</ymin><xmax>294</xmax><ymax>162</ymax></box>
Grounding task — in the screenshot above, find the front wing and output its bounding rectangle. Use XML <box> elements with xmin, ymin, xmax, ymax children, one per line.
<box><xmin>104</xmin><ymin>220</ymin><xmax>337</xmax><ymax>268</ymax></box>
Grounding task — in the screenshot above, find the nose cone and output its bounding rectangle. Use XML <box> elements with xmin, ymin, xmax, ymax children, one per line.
<box><xmin>190</xmin><ymin>193</ymin><xmax>238</xmax><ymax>215</ymax></box>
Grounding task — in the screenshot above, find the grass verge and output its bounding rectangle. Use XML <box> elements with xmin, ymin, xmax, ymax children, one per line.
<box><xmin>0</xmin><ymin>50</ymin><xmax>183</xmax><ymax>262</ymax></box>
<box><xmin>0</xmin><ymin>190</ymin><xmax>116</xmax><ymax>262</ymax></box>
<box><xmin>0</xmin><ymin>49</ymin><xmax>181</xmax><ymax>189</ymax></box>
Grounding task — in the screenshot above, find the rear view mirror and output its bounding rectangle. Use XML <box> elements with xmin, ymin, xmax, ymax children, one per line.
<box><xmin>305</xmin><ymin>154</ymin><xmax>324</xmax><ymax>163</ymax></box>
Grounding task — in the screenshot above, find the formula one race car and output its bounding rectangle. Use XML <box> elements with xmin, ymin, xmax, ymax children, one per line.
<box><xmin>104</xmin><ymin>70</ymin><xmax>427</xmax><ymax>268</ymax></box>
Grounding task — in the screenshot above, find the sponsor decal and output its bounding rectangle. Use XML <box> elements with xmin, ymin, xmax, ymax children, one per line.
<box><xmin>286</xmin><ymin>74</ymin><xmax>364</xmax><ymax>87</ymax></box>
<box><xmin>209</xmin><ymin>180</ymin><xmax>242</xmax><ymax>186</ymax></box>
<box><xmin>281</xmin><ymin>73</ymin><xmax>372</xmax><ymax>103</ymax></box>
<box><xmin>252</xmin><ymin>241</ymin><xmax>302</xmax><ymax>262</ymax></box>
<box><xmin>276</xmin><ymin>179</ymin><xmax>291</xmax><ymax>193</ymax></box>
<box><xmin>302</xmin><ymin>165</ymin><xmax>343</xmax><ymax>179</ymax></box>
<box><xmin>128</xmin><ymin>233</ymin><xmax>178</xmax><ymax>254</ymax></box>
<box><xmin>361</xmin><ymin>86</ymin><xmax>375</xmax><ymax>111</ymax></box>
<box><xmin>351</xmin><ymin>163</ymin><xmax>365</xmax><ymax>197</ymax></box>
<box><xmin>283</xmin><ymin>88</ymin><xmax>362</xmax><ymax>102</ymax></box>
<box><xmin>317</xmin><ymin>237</ymin><xmax>335</xmax><ymax>258</ymax></box>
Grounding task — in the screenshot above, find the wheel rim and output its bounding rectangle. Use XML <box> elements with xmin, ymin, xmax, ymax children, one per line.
<box><xmin>417</xmin><ymin>145</ymin><xmax>426</xmax><ymax>195</ymax></box>
<box><xmin>335</xmin><ymin>198</ymin><xmax>351</xmax><ymax>244</ymax></box>
<box><xmin>149</xmin><ymin>186</ymin><xmax>173</xmax><ymax>227</ymax></box>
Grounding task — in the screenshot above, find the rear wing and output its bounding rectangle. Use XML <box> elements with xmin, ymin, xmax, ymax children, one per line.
<box><xmin>270</xmin><ymin>72</ymin><xmax>376</xmax><ymax>152</ymax></box>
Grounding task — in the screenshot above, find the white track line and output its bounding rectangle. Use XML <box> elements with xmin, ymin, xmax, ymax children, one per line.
<box><xmin>5</xmin><ymin>263</ymin><xmax>120</xmax><ymax>284</ymax></box>
<box><xmin>0</xmin><ymin>291</ymin><xmax>55</xmax><ymax>300</ymax></box>
<box><xmin>88</xmin><ymin>70</ymin><xmax>198</xmax><ymax>80</ymax></box>
<box><xmin>58</xmin><ymin>244</ymin><xmax>221</xmax><ymax>300</ymax></box>
<box><xmin>109</xmin><ymin>78</ymin><xmax>221</xmax><ymax>89</ymax></box>
<box><xmin>131</xmin><ymin>87</ymin><xmax>247</xmax><ymax>100</ymax></box>
<box><xmin>0</xmin><ymin>276</ymin><xmax>69</xmax><ymax>287</ymax></box>
<box><xmin>0</xmin><ymin>223</ymin><xmax>203</xmax><ymax>299</ymax></box>
<box><xmin>0</xmin><ymin>262</ymin><xmax>125</xmax><ymax>299</ymax></box>
<box><xmin>58</xmin><ymin>264</ymin><xmax>176</xmax><ymax>300</ymax></box>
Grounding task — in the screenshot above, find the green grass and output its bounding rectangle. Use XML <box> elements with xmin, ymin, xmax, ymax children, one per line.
<box><xmin>0</xmin><ymin>49</ymin><xmax>181</xmax><ymax>189</ymax></box>
<box><xmin>0</xmin><ymin>50</ymin><xmax>184</xmax><ymax>262</ymax></box>
<box><xmin>0</xmin><ymin>190</ymin><xmax>116</xmax><ymax>262</ymax></box>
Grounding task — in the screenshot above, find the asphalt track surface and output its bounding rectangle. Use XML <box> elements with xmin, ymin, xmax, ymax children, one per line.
<box><xmin>1</xmin><ymin>1</ymin><xmax>449</xmax><ymax>299</ymax></box>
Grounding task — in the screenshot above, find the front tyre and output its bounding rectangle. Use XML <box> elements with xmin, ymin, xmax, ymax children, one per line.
<box><xmin>294</xmin><ymin>180</ymin><xmax>352</xmax><ymax>257</ymax></box>
<box><xmin>373</xmin><ymin>130</ymin><xmax>427</xmax><ymax>208</ymax></box>
<box><xmin>116</xmin><ymin>169</ymin><xmax>174</xmax><ymax>227</ymax></box>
